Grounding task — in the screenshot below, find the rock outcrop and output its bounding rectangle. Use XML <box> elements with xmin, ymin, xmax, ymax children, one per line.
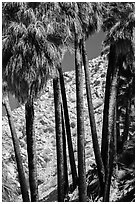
<box><xmin>2</xmin><ymin>55</ymin><xmax>108</xmax><ymax>202</ymax></box>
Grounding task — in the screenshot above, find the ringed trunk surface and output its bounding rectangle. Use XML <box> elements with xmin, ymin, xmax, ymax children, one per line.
<box><xmin>25</xmin><ymin>97</ymin><xmax>38</xmax><ymax>202</ymax></box>
<box><xmin>103</xmin><ymin>68</ymin><xmax>118</xmax><ymax>201</ymax></box>
<box><xmin>61</xmin><ymin>105</ymin><xmax>69</xmax><ymax>194</ymax></box>
<box><xmin>53</xmin><ymin>77</ymin><xmax>65</xmax><ymax>202</ymax></box>
<box><xmin>101</xmin><ymin>45</ymin><xmax>115</xmax><ymax>169</ymax></box>
<box><xmin>75</xmin><ymin>36</ymin><xmax>87</xmax><ymax>202</ymax></box>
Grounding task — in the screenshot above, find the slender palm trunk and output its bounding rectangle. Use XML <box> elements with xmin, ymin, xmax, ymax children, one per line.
<box><xmin>103</xmin><ymin>68</ymin><xmax>118</xmax><ymax>202</ymax></box>
<box><xmin>82</xmin><ymin>37</ymin><xmax>105</xmax><ymax>194</ymax></box>
<box><xmin>101</xmin><ymin>46</ymin><xmax>114</xmax><ymax>170</ymax></box>
<box><xmin>61</xmin><ymin>105</ymin><xmax>69</xmax><ymax>195</ymax></box>
<box><xmin>3</xmin><ymin>95</ymin><xmax>30</xmax><ymax>202</ymax></box>
<box><xmin>58</xmin><ymin>66</ymin><xmax>78</xmax><ymax>189</ymax></box>
<box><xmin>75</xmin><ymin>35</ymin><xmax>87</xmax><ymax>201</ymax></box>
<box><xmin>53</xmin><ymin>77</ymin><xmax>65</xmax><ymax>201</ymax></box>
<box><xmin>114</xmin><ymin>107</ymin><xmax>117</xmax><ymax>157</ymax></box>
<box><xmin>25</xmin><ymin>96</ymin><xmax>38</xmax><ymax>202</ymax></box>
<box><xmin>113</xmin><ymin>107</ymin><xmax>118</xmax><ymax>179</ymax></box>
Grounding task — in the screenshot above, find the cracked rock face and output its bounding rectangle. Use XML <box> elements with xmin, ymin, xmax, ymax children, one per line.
<box><xmin>2</xmin><ymin>55</ymin><xmax>108</xmax><ymax>202</ymax></box>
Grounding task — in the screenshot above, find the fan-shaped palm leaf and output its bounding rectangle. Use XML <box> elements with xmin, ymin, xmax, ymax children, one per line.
<box><xmin>102</xmin><ymin>2</ymin><xmax>135</xmax><ymax>54</ymax></box>
<box><xmin>3</xmin><ymin>3</ymin><xmax>62</xmax><ymax>201</ymax></box>
<box><xmin>3</xmin><ymin>18</ymin><xmax>59</xmax><ymax>103</ymax></box>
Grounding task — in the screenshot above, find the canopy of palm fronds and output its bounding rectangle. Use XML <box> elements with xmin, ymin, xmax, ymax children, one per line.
<box><xmin>3</xmin><ymin>3</ymin><xmax>60</xmax><ymax>103</ymax></box>
<box><xmin>101</xmin><ymin>2</ymin><xmax>135</xmax><ymax>52</ymax></box>
<box><xmin>42</xmin><ymin>2</ymin><xmax>102</xmax><ymax>47</ymax></box>
<box><xmin>77</xmin><ymin>2</ymin><xmax>102</xmax><ymax>39</ymax></box>
<box><xmin>2</xmin><ymin>2</ymin><xmax>22</xmax><ymax>33</ymax></box>
<box><xmin>59</xmin><ymin>2</ymin><xmax>102</xmax><ymax>40</ymax></box>
<box><xmin>39</xmin><ymin>2</ymin><xmax>76</xmax><ymax>49</ymax></box>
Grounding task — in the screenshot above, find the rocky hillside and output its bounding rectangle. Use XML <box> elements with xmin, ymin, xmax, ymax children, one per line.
<box><xmin>2</xmin><ymin>55</ymin><xmax>108</xmax><ymax>202</ymax></box>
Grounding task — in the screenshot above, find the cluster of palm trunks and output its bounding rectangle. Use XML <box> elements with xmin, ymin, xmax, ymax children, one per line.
<box><xmin>2</xmin><ymin>2</ymin><xmax>134</xmax><ymax>202</ymax></box>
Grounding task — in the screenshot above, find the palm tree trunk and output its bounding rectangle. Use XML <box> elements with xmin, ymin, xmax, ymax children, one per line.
<box><xmin>101</xmin><ymin>46</ymin><xmax>115</xmax><ymax>171</ymax></box>
<box><xmin>81</xmin><ymin>37</ymin><xmax>105</xmax><ymax>194</ymax></box>
<box><xmin>3</xmin><ymin>95</ymin><xmax>30</xmax><ymax>202</ymax></box>
<box><xmin>114</xmin><ymin>107</ymin><xmax>117</xmax><ymax>157</ymax></box>
<box><xmin>25</xmin><ymin>96</ymin><xmax>38</xmax><ymax>202</ymax></box>
<box><xmin>103</xmin><ymin>68</ymin><xmax>118</xmax><ymax>202</ymax></box>
<box><xmin>53</xmin><ymin>77</ymin><xmax>65</xmax><ymax>202</ymax></box>
<box><xmin>75</xmin><ymin>35</ymin><xmax>87</xmax><ymax>202</ymax></box>
<box><xmin>58</xmin><ymin>66</ymin><xmax>78</xmax><ymax>189</ymax></box>
<box><xmin>61</xmin><ymin>105</ymin><xmax>69</xmax><ymax>195</ymax></box>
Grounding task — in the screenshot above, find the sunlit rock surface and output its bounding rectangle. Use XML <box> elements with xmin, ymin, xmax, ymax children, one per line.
<box><xmin>2</xmin><ymin>55</ymin><xmax>108</xmax><ymax>202</ymax></box>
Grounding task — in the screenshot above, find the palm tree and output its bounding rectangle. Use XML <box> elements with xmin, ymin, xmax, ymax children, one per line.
<box><xmin>2</xmin><ymin>86</ymin><xmax>30</xmax><ymax>202</ymax></box>
<box><xmin>101</xmin><ymin>1</ymin><xmax>135</xmax><ymax>167</ymax></box>
<box><xmin>117</xmin><ymin>64</ymin><xmax>134</xmax><ymax>150</ymax></box>
<box><xmin>59</xmin><ymin>3</ymin><xmax>87</xmax><ymax>200</ymax></box>
<box><xmin>78</xmin><ymin>2</ymin><xmax>105</xmax><ymax>194</ymax></box>
<box><xmin>54</xmin><ymin>2</ymin><xmax>104</xmax><ymax>199</ymax></box>
<box><xmin>25</xmin><ymin>90</ymin><xmax>38</xmax><ymax>201</ymax></box>
<box><xmin>58</xmin><ymin>64</ymin><xmax>78</xmax><ymax>189</ymax></box>
<box><xmin>101</xmin><ymin>49</ymin><xmax>114</xmax><ymax>170</ymax></box>
<box><xmin>28</xmin><ymin>3</ymin><xmax>74</xmax><ymax>199</ymax></box>
<box><xmin>103</xmin><ymin>72</ymin><xmax>118</xmax><ymax>201</ymax></box>
<box><xmin>2</xmin><ymin>3</ymin><xmax>59</xmax><ymax>201</ymax></box>
<box><xmin>101</xmin><ymin>3</ymin><xmax>135</xmax><ymax>200</ymax></box>
<box><xmin>81</xmin><ymin>37</ymin><xmax>105</xmax><ymax>194</ymax></box>
<box><xmin>75</xmin><ymin>30</ymin><xmax>87</xmax><ymax>201</ymax></box>
<box><xmin>43</xmin><ymin>3</ymin><xmax>78</xmax><ymax>189</ymax></box>
<box><xmin>103</xmin><ymin>39</ymin><xmax>134</xmax><ymax>201</ymax></box>
<box><xmin>53</xmin><ymin>76</ymin><xmax>65</xmax><ymax>201</ymax></box>
<box><xmin>102</xmin><ymin>43</ymin><xmax>119</xmax><ymax>201</ymax></box>
<box><xmin>61</xmin><ymin>3</ymin><xmax>105</xmax><ymax>196</ymax></box>
<box><xmin>61</xmin><ymin>105</ymin><xmax>69</xmax><ymax>195</ymax></box>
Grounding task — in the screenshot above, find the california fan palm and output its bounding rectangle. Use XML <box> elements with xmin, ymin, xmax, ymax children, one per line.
<box><xmin>101</xmin><ymin>2</ymin><xmax>135</xmax><ymax>201</ymax></box>
<box><xmin>2</xmin><ymin>2</ymin><xmax>58</xmax><ymax>201</ymax></box>
<box><xmin>43</xmin><ymin>2</ymin><xmax>78</xmax><ymax>190</ymax></box>
<box><xmin>77</xmin><ymin>2</ymin><xmax>105</xmax><ymax>194</ymax></box>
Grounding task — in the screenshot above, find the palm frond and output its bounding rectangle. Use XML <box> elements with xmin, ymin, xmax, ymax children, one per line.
<box><xmin>101</xmin><ymin>2</ymin><xmax>135</xmax><ymax>57</ymax></box>
<box><xmin>102</xmin><ymin>2</ymin><xmax>135</xmax><ymax>45</ymax></box>
<box><xmin>2</xmin><ymin>4</ymin><xmax>60</xmax><ymax>103</ymax></box>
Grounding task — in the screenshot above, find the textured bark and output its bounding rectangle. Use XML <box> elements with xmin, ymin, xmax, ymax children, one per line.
<box><xmin>114</xmin><ymin>107</ymin><xmax>117</xmax><ymax>157</ymax></box>
<box><xmin>102</xmin><ymin>39</ymin><xmax>133</xmax><ymax>200</ymax></box>
<box><xmin>103</xmin><ymin>68</ymin><xmax>118</xmax><ymax>202</ymax></box>
<box><xmin>61</xmin><ymin>105</ymin><xmax>69</xmax><ymax>195</ymax></box>
<box><xmin>58</xmin><ymin>66</ymin><xmax>78</xmax><ymax>189</ymax></box>
<box><xmin>3</xmin><ymin>95</ymin><xmax>30</xmax><ymax>202</ymax></box>
<box><xmin>122</xmin><ymin>97</ymin><xmax>131</xmax><ymax>145</ymax></box>
<box><xmin>53</xmin><ymin>77</ymin><xmax>65</xmax><ymax>202</ymax></box>
<box><xmin>116</xmin><ymin>101</ymin><xmax>122</xmax><ymax>153</ymax></box>
<box><xmin>101</xmin><ymin>47</ymin><xmax>114</xmax><ymax>170</ymax></box>
<box><xmin>25</xmin><ymin>97</ymin><xmax>38</xmax><ymax>202</ymax></box>
<box><xmin>82</xmin><ymin>38</ymin><xmax>105</xmax><ymax>194</ymax></box>
<box><xmin>75</xmin><ymin>36</ymin><xmax>87</xmax><ymax>202</ymax></box>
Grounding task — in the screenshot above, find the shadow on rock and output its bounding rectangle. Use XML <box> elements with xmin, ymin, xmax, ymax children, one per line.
<box><xmin>41</xmin><ymin>189</ymin><xmax>57</xmax><ymax>202</ymax></box>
